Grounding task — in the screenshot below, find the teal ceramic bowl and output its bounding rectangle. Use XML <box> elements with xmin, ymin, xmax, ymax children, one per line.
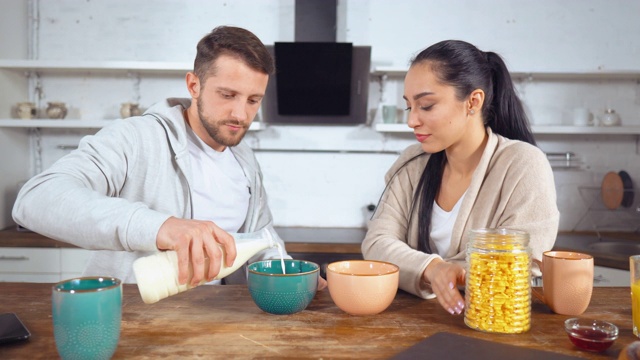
<box><xmin>248</xmin><ymin>259</ymin><xmax>319</xmax><ymax>315</ymax></box>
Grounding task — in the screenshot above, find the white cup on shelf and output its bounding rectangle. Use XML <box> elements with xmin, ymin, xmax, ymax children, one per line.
<box><xmin>572</xmin><ymin>108</ymin><xmax>593</xmax><ymax>126</ymax></box>
<box><xmin>382</xmin><ymin>105</ymin><xmax>398</xmax><ymax>124</ymax></box>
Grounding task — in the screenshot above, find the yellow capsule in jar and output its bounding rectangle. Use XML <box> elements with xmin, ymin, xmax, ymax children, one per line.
<box><xmin>464</xmin><ymin>228</ymin><xmax>531</xmax><ymax>334</ymax></box>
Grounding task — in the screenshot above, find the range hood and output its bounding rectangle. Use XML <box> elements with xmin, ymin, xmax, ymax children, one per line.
<box><xmin>261</xmin><ymin>0</ymin><xmax>371</xmax><ymax>125</ymax></box>
<box><xmin>294</xmin><ymin>0</ymin><xmax>337</xmax><ymax>42</ymax></box>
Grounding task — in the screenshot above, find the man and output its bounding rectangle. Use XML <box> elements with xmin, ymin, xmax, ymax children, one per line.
<box><xmin>13</xmin><ymin>26</ymin><xmax>323</xmax><ymax>289</ymax></box>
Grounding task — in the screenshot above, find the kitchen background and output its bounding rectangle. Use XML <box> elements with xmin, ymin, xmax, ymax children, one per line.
<box><xmin>1</xmin><ymin>0</ymin><xmax>639</xmax><ymax>234</ymax></box>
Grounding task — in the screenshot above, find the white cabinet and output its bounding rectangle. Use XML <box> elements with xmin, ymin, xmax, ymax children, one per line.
<box><xmin>0</xmin><ymin>248</ymin><xmax>60</xmax><ymax>283</ymax></box>
<box><xmin>593</xmin><ymin>265</ymin><xmax>630</xmax><ymax>287</ymax></box>
<box><xmin>60</xmin><ymin>248</ymin><xmax>93</xmax><ymax>281</ymax></box>
<box><xmin>0</xmin><ymin>247</ymin><xmax>92</xmax><ymax>283</ymax></box>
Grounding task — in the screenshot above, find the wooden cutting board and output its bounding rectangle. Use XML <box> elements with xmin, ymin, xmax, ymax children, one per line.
<box><xmin>601</xmin><ymin>171</ymin><xmax>624</xmax><ymax>210</ymax></box>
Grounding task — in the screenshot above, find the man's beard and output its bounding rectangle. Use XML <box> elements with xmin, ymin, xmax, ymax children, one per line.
<box><xmin>197</xmin><ymin>101</ymin><xmax>248</xmax><ymax>148</ymax></box>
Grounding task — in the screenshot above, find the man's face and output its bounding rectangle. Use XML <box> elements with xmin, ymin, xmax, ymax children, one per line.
<box><xmin>188</xmin><ymin>54</ymin><xmax>269</xmax><ymax>151</ymax></box>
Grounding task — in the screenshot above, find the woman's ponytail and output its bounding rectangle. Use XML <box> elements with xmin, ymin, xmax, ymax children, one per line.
<box><xmin>485</xmin><ymin>52</ymin><xmax>536</xmax><ymax>145</ymax></box>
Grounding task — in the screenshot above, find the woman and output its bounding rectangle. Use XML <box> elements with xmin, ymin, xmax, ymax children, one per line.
<box><xmin>362</xmin><ymin>40</ymin><xmax>559</xmax><ymax>315</ymax></box>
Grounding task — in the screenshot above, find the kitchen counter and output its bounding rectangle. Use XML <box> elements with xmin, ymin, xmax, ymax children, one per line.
<box><xmin>0</xmin><ymin>283</ymin><xmax>636</xmax><ymax>359</ymax></box>
<box><xmin>2</xmin><ymin>227</ymin><xmax>638</xmax><ymax>268</ymax></box>
<box><xmin>553</xmin><ymin>231</ymin><xmax>640</xmax><ymax>270</ymax></box>
<box><xmin>0</xmin><ymin>226</ymin><xmax>365</xmax><ymax>254</ymax></box>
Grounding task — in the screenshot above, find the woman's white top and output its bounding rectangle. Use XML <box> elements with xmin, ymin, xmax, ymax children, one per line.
<box><xmin>430</xmin><ymin>192</ymin><xmax>467</xmax><ymax>257</ymax></box>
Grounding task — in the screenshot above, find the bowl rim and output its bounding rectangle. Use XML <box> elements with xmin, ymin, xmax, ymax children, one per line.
<box><xmin>53</xmin><ymin>276</ymin><xmax>122</xmax><ymax>293</ymax></box>
<box><xmin>327</xmin><ymin>259</ymin><xmax>399</xmax><ymax>276</ymax></box>
<box><xmin>248</xmin><ymin>259</ymin><xmax>319</xmax><ymax>277</ymax></box>
<box><xmin>563</xmin><ymin>318</ymin><xmax>619</xmax><ymax>339</ymax></box>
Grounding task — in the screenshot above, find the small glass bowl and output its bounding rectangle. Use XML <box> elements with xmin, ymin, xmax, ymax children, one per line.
<box><xmin>564</xmin><ymin>318</ymin><xmax>619</xmax><ymax>352</ymax></box>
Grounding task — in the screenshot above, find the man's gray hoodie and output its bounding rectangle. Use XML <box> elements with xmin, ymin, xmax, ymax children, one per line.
<box><xmin>12</xmin><ymin>98</ymin><xmax>288</xmax><ymax>283</ymax></box>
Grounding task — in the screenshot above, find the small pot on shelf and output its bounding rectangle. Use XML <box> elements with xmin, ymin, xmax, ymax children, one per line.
<box><xmin>598</xmin><ymin>108</ymin><xmax>621</xmax><ymax>126</ymax></box>
<box><xmin>16</xmin><ymin>102</ymin><xmax>36</xmax><ymax>119</ymax></box>
<box><xmin>46</xmin><ymin>102</ymin><xmax>68</xmax><ymax>119</ymax></box>
<box><xmin>120</xmin><ymin>102</ymin><xmax>143</xmax><ymax>118</ymax></box>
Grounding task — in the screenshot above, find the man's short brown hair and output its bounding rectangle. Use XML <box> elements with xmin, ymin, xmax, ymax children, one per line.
<box><xmin>193</xmin><ymin>26</ymin><xmax>274</xmax><ymax>83</ymax></box>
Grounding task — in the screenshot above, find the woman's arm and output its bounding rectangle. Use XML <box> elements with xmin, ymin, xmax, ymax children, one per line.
<box><xmin>362</xmin><ymin>156</ymin><xmax>441</xmax><ymax>299</ymax></box>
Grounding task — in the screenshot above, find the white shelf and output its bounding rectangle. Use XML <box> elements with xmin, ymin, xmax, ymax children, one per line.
<box><xmin>374</xmin><ymin>123</ymin><xmax>640</xmax><ymax>135</ymax></box>
<box><xmin>0</xmin><ymin>119</ymin><xmax>264</xmax><ymax>131</ymax></box>
<box><xmin>0</xmin><ymin>59</ymin><xmax>192</xmax><ymax>74</ymax></box>
<box><xmin>371</xmin><ymin>67</ymin><xmax>640</xmax><ymax>80</ymax></box>
<box><xmin>374</xmin><ymin>123</ymin><xmax>412</xmax><ymax>133</ymax></box>
<box><xmin>370</xmin><ymin>67</ymin><xmax>410</xmax><ymax>77</ymax></box>
<box><xmin>5</xmin><ymin>61</ymin><xmax>638</xmax><ymax>79</ymax></box>
<box><xmin>0</xmin><ymin>119</ymin><xmax>111</xmax><ymax>128</ymax></box>
<box><xmin>531</xmin><ymin>125</ymin><xmax>640</xmax><ymax>135</ymax></box>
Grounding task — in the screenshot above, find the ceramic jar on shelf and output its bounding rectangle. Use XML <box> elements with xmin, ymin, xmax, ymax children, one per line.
<box><xmin>16</xmin><ymin>102</ymin><xmax>37</xmax><ymax>119</ymax></box>
<box><xmin>598</xmin><ymin>108</ymin><xmax>621</xmax><ymax>126</ymax></box>
<box><xmin>120</xmin><ymin>102</ymin><xmax>143</xmax><ymax>118</ymax></box>
<box><xmin>45</xmin><ymin>102</ymin><xmax>68</xmax><ymax>119</ymax></box>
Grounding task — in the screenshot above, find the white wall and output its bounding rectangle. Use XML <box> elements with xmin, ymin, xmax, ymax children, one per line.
<box><xmin>345</xmin><ymin>0</ymin><xmax>640</xmax><ymax>72</ymax></box>
<box><xmin>0</xmin><ymin>0</ymin><xmax>28</xmax><ymax>58</ymax></box>
<box><xmin>1</xmin><ymin>0</ymin><xmax>639</xmax><ymax>232</ymax></box>
<box><xmin>0</xmin><ymin>0</ymin><xmax>30</xmax><ymax>228</ymax></box>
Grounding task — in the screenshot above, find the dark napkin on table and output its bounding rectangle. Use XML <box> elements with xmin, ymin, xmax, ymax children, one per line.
<box><xmin>390</xmin><ymin>332</ymin><xmax>583</xmax><ymax>360</ymax></box>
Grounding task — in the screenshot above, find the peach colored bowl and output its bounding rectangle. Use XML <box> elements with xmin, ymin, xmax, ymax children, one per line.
<box><xmin>327</xmin><ymin>260</ymin><xmax>399</xmax><ymax>316</ymax></box>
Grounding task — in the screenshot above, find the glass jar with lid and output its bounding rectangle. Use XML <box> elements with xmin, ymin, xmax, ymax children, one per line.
<box><xmin>599</xmin><ymin>108</ymin><xmax>621</xmax><ymax>126</ymax></box>
<box><xmin>464</xmin><ymin>228</ymin><xmax>531</xmax><ymax>334</ymax></box>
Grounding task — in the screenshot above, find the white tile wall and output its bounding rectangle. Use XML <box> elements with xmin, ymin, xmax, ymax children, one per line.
<box><xmin>2</xmin><ymin>0</ymin><xmax>639</xmax><ymax>232</ymax></box>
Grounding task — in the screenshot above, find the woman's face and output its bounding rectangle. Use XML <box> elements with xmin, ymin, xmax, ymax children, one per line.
<box><xmin>403</xmin><ymin>62</ymin><xmax>471</xmax><ymax>154</ymax></box>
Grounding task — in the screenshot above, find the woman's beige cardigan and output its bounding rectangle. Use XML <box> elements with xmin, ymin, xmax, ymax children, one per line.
<box><xmin>362</xmin><ymin>129</ymin><xmax>559</xmax><ymax>299</ymax></box>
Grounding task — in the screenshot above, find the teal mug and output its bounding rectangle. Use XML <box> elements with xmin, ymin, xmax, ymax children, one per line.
<box><xmin>52</xmin><ymin>277</ymin><xmax>122</xmax><ymax>360</ymax></box>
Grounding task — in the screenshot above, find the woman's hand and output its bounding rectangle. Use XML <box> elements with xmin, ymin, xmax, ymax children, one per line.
<box><xmin>423</xmin><ymin>259</ymin><xmax>466</xmax><ymax>315</ymax></box>
<box><xmin>317</xmin><ymin>276</ymin><xmax>328</xmax><ymax>291</ymax></box>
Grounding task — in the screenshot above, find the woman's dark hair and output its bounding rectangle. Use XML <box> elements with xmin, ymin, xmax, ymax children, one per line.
<box><xmin>410</xmin><ymin>40</ymin><xmax>535</xmax><ymax>253</ymax></box>
<box><xmin>194</xmin><ymin>26</ymin><xmax>274</xmax><ymax>84</ymax></box>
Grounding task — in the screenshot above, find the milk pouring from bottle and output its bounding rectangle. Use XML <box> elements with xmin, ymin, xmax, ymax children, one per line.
<box><xmin>133</xmin><ymin>227</ymin><xmax>279</xmax><ymax>304</ymax></box>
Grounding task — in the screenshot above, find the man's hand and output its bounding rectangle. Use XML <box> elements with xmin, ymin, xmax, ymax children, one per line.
<box><xmin>423</xmin><ymin>259</ymin><xmax>466</xmax><ymax>315</ymax></box>
<box><xmin>156</xmin><ymin>217</ymin><xmax>237</xmax><ymax>286</ymax></box>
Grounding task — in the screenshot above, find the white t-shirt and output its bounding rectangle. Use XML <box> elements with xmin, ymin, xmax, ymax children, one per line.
<box><xmin>430</xmin><ymin>192</ymin><xmax>466</xmax><ymax>257</ymax></box>
<box><xmin>186</xmin><ymin>125</ymin><xmax>250</xmax><ymax>233</ymax></box>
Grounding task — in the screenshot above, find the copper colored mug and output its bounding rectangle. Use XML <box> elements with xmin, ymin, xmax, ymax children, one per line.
<box><xmin>532</xmin><ymin>251</ymin><xmax>594</xmax><ymax>315</ymax></box>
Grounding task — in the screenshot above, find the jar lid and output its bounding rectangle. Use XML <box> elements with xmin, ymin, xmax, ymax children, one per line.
<box><xmin>469</xmin><ymin>228</ymin><xmax>529</xmax><ymax>237</ymax></box>
<box><xmin>468</xmin><ymin>228</ymin><xmax>530</xmax><ymax>250</ymax></box>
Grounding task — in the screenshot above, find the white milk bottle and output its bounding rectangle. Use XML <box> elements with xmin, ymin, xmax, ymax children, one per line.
<box><xmin>133</xmin><ymin>227</ymin><xmax>279</xmax><ymax>304</ymax></box>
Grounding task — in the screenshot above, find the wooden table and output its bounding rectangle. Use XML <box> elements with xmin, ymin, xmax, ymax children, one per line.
<box><xmin>0</xmin><ymin>284</ymin><xmax>636</xmax><ymax>359</ymax></box>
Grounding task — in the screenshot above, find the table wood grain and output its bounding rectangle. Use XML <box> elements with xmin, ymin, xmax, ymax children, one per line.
<box><xmin>0</xmin><ymin>283</ymin><xmax>636</xmax><ymax>359</ymax></box>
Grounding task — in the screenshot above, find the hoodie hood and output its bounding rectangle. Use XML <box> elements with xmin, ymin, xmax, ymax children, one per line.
<box><xmin>143</xmin><ymin>97</ymin><xmax>192</xmax><ymax>160</ymax></box>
